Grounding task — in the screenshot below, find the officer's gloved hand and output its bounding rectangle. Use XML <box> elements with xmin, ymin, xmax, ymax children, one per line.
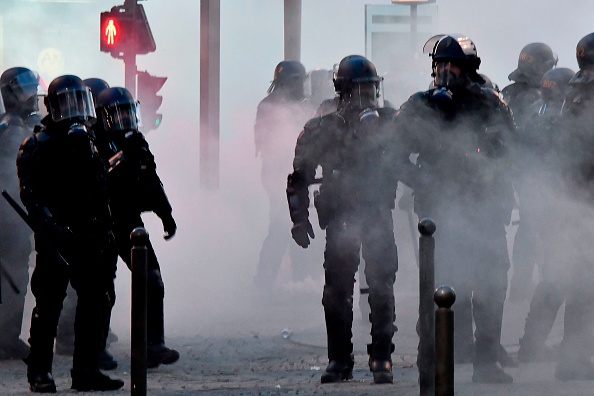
<box><xmin>291</xmin><ymin>221</ymin><xmax>315</xmax><ymax>248</ymax></box>
<box><xmin>161</xmin><ymin>214</ymin><xmax>177</xmax><ymax>240</ymax></box>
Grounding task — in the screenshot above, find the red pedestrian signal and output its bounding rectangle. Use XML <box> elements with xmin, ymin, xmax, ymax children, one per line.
<box><xmin>100</xmin><ymin>11</ymin><xmax>130</xmax><ymax>54</ymax></box>
<box><xmin>100</xmin><ymin>5</ymin><xmax>156</xmax><ymax>57</ymax></box>
<box><xmin>137</xmin><ymin>71</ymin><xmax>167</xmax><ymax>132</ymax></box>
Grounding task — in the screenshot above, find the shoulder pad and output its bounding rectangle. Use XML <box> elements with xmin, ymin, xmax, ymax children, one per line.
<box><xmin>303</xmin><ymin>115</ymin><xmax>323</xmax><ymax>131</ymax></box>
<box><xmin>481</xmin><ymin>87</ymin><xmax>508</xmax><ymax>107</ymax></box>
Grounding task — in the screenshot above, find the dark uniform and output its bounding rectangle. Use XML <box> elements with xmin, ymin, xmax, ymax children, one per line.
<box><xmin>18</xmin><ymin>75</ymin><xmax>123</xmax><ymax>393</ymax></box>
<box><xmin>0</xmin><ymin>67</ymin><xmax>40</xmax><ymax>360</ymax></box>
<box><xmin>551</xmin><ymin>33</ymin><xmax>594</xmax><ymax>380</ymax></box>
<box><xmin>287</xmin><ymin>55</ymin><xmax>399</xmax><ymax>384</ymax></box>
<box><xmin>254</xmin><ymin>61</ymin><xmax>318</xmax><ymax>289</ymax></box>
<box><xmin>502</xmin><ymin>42</ymin><xmax>558</xmax><ymax>301</ymax></box>
<box><xmin>515</xmin><ymin>68</ymin><xmax>576</xmax><ymax>363</ymax></box>
<box><xmin>395</xmin><ymin>35</ymin><xmax>515</xmax><ymax>383</ymax></box>
<box><xmin>94</xmin><ymin>87</ymin><xmax>179</xmax><ymax>368</ymax></box>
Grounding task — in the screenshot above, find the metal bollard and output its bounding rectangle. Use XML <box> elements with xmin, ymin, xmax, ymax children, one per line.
<box><xmin>131</xmin><ymin>227</ymin><xmax>148</xmax><ymax>396</ymax></box>
<box><xmin>435</xmin><ymin>285</ymin><xmax>456</xmax><ymax>396</ymax></box>
<box><xmin>418</xmin><ymin>217</ymin><xmax>436</xmax><ymax>396</ymax></box>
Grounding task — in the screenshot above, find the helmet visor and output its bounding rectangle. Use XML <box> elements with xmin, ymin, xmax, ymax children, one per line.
<box><xmin>8</xmin><ymin>70</ymin><xmax>40</xmax><ymax>102</ymax></box>
<box><xmin>101</xmin><ymin>102</ymin><xmax>139</xmax><ymax>132</ymax></box>
<box><xmin>49</xmin><ymin>87</ymin><xmax>96</xmax><ymax>122</ymax></box>
<box><xmin>0</xmin><ymin>92</ymin><xmax>5</xmax><ymax>115</ymax></box>
<box><xmin>350</xmin><ymin>82</ymin><xmax>378</xmax><ymax>109</ymax></box>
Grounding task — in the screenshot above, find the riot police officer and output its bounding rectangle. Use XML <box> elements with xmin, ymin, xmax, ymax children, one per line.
<box><xmin>502</xmin><ymin>42</ymin><xmax>558</xmax><ymax>301</ymax></box>
<box><xmin>94</xmin><ymin>86</ymin><xmax>180</xmax><ymax>368</ymax></box>
<box><xmin>0</xmin><ymin>67</ymin><xmax>40</xmax><ymax>360</ymax></box>
<box><xmin>17</xmin><ymin>75</ymin><xmax>123</xmax><ymax>392</ymax></box>
<box><xmin>55</xmin><ymin>77</ymin><xmax>116</xmax><ymax>370</ymax></box>
<box><xmin>550</xmin><ymin>32</ymin><xmax>594</xmax><ymax>380</ymax></box>
<box><xmin>394</xmin><ymin>34</ymin><xmax>515</xmax><ymax>383</ymax></box>
<box><xmin>515</xmin><ymin>67</ymin><xmax>575</xmax><ymax>363</ymax></box>
<box><xmin>287</xmin><ymin>55</ymin><xmax>399</xmax><ymax>384</ymax></box>
<box><xmin>254</xmin><ymin>60</ymin><xmax>319</xmax><ymax>289</ymax></box>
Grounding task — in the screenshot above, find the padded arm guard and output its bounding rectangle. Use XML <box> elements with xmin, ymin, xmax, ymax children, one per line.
<box><xmin>286</xmin><ymin>170</ymin><xmax>310</xmax><ymax>225</ymax></box>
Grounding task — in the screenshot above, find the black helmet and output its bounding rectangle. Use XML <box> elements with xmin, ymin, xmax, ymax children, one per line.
<box><xmin>0</xmin><ymin>67</ymin><xmax>39</xmax><ymax>116</ymax></box>
<box><xmin>423</xmin><ymin>34</ymin><xmax>481</xmax><ymax>89</ymax></box>
<box><xmin>333</xmin><ymin>55</ymin><xmax>382</xmax><ymax>109</ymax></box>
<box><xmin>95</xmin><ymin>87</ymin><xmax>139</xmax><ymax>132</ymax></box>
<box><xmin>508</xmin><ymin>43</ymin><xmax>557</xmax><ymax>86</ymax></box>
<box><xmin>576</xmin><ymin>33</ymin><xmax>594</xmax><ymax>70</ymax></box>
<box><xmin>45</xmin><ymin>75</ymin><xmax>96</xmax><ymax>122</ymax></box>
<box><xmin>423</xmin><ymin>34</ymin><xmax>481</xmax><ymax>71</ymax></box>
<box><xmin>82</xmin><ymin>78</ymin><xmax>110</xmax><ymax>106</ymax></box>
<box><xmin>267</xmin><ymin>60</ymin><xmax>306</xmax><ymax>96</ymax></box>
<box><xmin>540</xmin><ymin>67</ymin><xmax>575</xmax><ymax>103</ymax></box>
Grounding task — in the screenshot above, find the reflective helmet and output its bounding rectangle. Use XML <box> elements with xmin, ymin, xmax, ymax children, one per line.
<box><xmin>82</xmin><ymin>78</ymin><xmax>110</xmax><ymax>106</ymax></box>
<box><xmin>95</xmin><ymin>87</ymin><xmax>139</xmax><ymax>132</ymax></box>
<box><xmin>0</xmin><ymin>67</ymin><xmax>39</xmax><ymax>116</ymax></box>
<box><xmin>423</xmin><ymin>34</ymin><xmax>481</xmax><ymax>88</ymax></box>
<box><xmin>540</xmin><ymin>67</ymin><xmax>575</xmax><ymax>103</ymax></box>
<box><xmin>508</xmin><ymin>43</ymin><xmax>557</xmax><ymax>86</ymax></box>
<box><xmin>333</xmin><ymin>55</ymin><xmax>382</xmax><ymax>108</ymax></box>
<box><xmin>45</xmin><ymin>75</ymin><xmax>96</xmax><ymax>122</ymax></box>
<box><xmin>267</xmin><ymin>60</ymin><xmax>306</xmax><ymax>96</ymax></box>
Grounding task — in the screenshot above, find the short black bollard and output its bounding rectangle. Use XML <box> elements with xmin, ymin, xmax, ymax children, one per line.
<box><xmin>435</xmin><ymin>285</ymin><xmax>456</xmax><ymax>396</ymax></box>
<box><xmin>418</xmin><ymin>217</ymin><xmax>436</xmax><ymax>396</ymax></box>
<box><xmin>131</xmin><ymin>227</ymin><xmax>148</xmax><ymax>396</ymax></box>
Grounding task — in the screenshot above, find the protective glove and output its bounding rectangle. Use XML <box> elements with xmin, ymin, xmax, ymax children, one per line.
<box><xmin>161</xmin><ymin>214</ymin><xmax>177</xmax><ymax>240</ymax></box>
<box><xmin>291</xmin><ymin>221</ymin><xmax>315</xmax><ymax>248</ymax></box>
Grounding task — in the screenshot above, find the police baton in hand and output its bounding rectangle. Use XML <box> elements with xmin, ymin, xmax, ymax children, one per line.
<box><xmin>1</xmin><ymin>190</ymin><xmax>69</xmax><ymax>267</ymax></box>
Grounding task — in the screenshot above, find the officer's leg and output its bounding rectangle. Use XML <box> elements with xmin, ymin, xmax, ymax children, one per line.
<box><xmin>26</xmin><ymin>247</ymin><xmax>69</xmax><ymax>393</ymax></box>
<box><xmin>320</xmin><ymin>217</ymin><xmax>360</xmax><ymax>383</ymax></box>
<box><xmin>555</xmin><ymin>260</ymin><xmax>594</xmax><ymax>380</ymax></box>
<box><xmin>518</xmin><ymin>279</ymin><xmax>565</xmax><ymax>362</ymax></box>
<box><xmin>55</xmin><ymin>285</ymin><xmax>77</xmax><ymax>355</ymax></box>
<box><xmin>254</xmin><ymin>194</ymin><xmax>290</xmax><ymax>289</ymax></box>
<box><xmin>69</xmin><ymin>247</ymin><xmax>123</xmax><ymax>391</ymax></box>
<box><xmin>362</xmin><ymin>207</ymin><xmax>398</xmax><ymax>384</ymax></box>
<box><xmin>434</xmin><ymin>221</ymin><xmax>474</xmax><ymax>364</ymax></box>
<box><xmin>471</xmin><ymin>234</ymin><xmax>513</xmax><ymax>383</ymax></box>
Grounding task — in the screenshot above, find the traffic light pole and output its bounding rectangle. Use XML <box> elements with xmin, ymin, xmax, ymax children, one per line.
<box><xmin>199</xmin><ymin>0</ymin><xmax>220</xmax><ymax>189</ymax></box>
<box><xmin>123</xmin><ymin>0</ymin><xmax>137</xmax><ymax>96</ymax></box>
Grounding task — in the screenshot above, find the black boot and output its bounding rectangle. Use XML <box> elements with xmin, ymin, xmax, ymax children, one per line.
<box><xmin>497</xmin><ymin>344</ymin><xmax>519</xmax><ymax>367</ymax></box>
<box><xmin>320</xmin><ymin>355</ymin><xmax>354</xmax><ymax>383</ymax></box>
<box><xmin>27</xmin><ymin>371</ymin><xmax>56</xmax><ymax>393</ymax></box>
<box><xmin>367</xmin><ymin>341</ymin><xmax>395</xmax><ymax>384</ymax></box>
<box><xmin>472</xmin><ymin>362</ymin><xmax>513</xmax><ymax>383</ymax></box>
<box><xmin>147</xmin><ymin>343</ymin><xmax>180</xmax><ymax>368</ymax></box>
<box><xmin>70</xmin><ymin>368</ymin><xmax>124</xmax><ymax>391</ymax></box>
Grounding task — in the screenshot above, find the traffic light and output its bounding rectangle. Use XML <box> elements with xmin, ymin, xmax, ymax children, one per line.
<box><xmin>100</xmin><ymin>4</ymin><xmax>156</xmax><ymax>57</ymax></box>
<box><xmin>100</xmin><ymin>9</ymin><xmax>133</xmax><ymax>55</ymax></box>
<box><xmin>137</xmin><ymin>71</ymin><xmax>167</xmax><ymax>132</ymax></box>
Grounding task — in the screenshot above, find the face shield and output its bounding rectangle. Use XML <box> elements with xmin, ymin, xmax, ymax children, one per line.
<box><xmin>49</xmin><ymin>86</ymin><xmax>96</xmax><ymax>122</ymax></box>
<box><xmin>0</xmin><ymin>93</ymin><xmax>5</xmax><ymax>115</ymax></box>
<box><xmin>100</xmin><ymin>101</ymin><xmax>139</xmax><ymax>132</ymax></box>
<box><xmin>7</xmin><ymin>70</ymin><xmax>40</xmax><ymax>102</ymax></box>
<box><xmin>347</xmin><ymin>81</ymin><xmax>380</xmax><ymax>109</ymax></box>
<box><xmin>434</xmin><ymin>61</ymin><xmax>465</xmax><ymax>89</ymax></box>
